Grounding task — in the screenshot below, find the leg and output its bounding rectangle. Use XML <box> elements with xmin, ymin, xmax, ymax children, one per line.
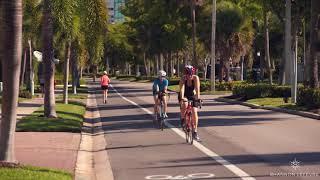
<box><xmin>192</xmin><ymin>107</ymin><xmax>198</xmax><ymax>131</ymax></box>
<box><xmin>192</xmin><ymin>107</ymin><xmax>200</xmax><ymax>141</ymax></box>
<box><xmin>153</xmin><ymin>96</ymin><xmax>158</xmax><ymax>115</ymax></box>
<box><xmin>180</xmin><ymin>100</ymin><xmax>187</xmax><ymax>127</ymax></box>
<box><xmin>163</xmin><ymin>95</ymin><xmax>168</xmax><ymax>117</ymax></box>
<box><xmin>105</xmin><ymin>89</ymin><xmax>108</xmax><ymax>101</ymax></box>
<box><xmin>102</xmin><ymin>89</ymin><xmax>106</xmax><ymax>103</ymax></box>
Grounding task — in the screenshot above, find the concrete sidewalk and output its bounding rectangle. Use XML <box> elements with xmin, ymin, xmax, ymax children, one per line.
<box><xmin>0</xmin><ymin>97</ymin><xmax>81</xmax><ymax>174</ymax></box>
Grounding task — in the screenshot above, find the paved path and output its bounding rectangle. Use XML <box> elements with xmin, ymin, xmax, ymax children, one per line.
<box><xmin>0</xmin><ymin>97</ymin><xmax>80</xmax><ymax>173</ymax></box>
<box><xmin>94</xmin><ymin>80</ymin><xmax>320</xmax><ymax>180</ymax></box>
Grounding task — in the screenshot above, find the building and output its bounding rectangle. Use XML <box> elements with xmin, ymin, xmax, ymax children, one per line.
<box><xmin>106</xmin><ymin>0</ymin><xmax>125</xmax><ymax>23</ymax></box>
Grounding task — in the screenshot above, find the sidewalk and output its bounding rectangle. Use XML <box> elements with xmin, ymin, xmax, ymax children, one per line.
<box><xmin>0</xmin><ymin>97</ymin><xmax>81</xmax><ymax>174</ymax></box>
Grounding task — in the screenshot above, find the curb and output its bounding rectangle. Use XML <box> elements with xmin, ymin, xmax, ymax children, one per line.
<box><xmin>74</xmin><ymin>85</ymin><xmax>114</xmax><ymax>180</ymax></box>
<box><xmin>216</xmin><ymin>97</ymin><xmax>320</xmax><ymax>120</ymax></box>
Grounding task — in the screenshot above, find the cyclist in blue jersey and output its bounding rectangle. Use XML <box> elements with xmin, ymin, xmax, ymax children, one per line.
<box><xmin>153</xmin><ymin>70</ymin><xmax>169</xmax><ymax>118</ymax></box>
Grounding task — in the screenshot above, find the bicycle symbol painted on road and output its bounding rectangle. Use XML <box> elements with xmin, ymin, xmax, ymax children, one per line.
<box><xmin>145</xmin><ymin>173</ymin><xmax>215</xmax><ymax>179</ymax></box>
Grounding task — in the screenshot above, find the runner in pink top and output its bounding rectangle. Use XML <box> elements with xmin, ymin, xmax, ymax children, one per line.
<box><xmin>101</xmin><ymin>71</ymin><xmax>110</xmax><ymax>104</ymax></box>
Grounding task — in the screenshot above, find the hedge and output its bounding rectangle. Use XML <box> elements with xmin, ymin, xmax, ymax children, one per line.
<box><xmin>232</xmin><ymin>84</ymin><xmax>291</xmax><ymax>100</ymax></box>
<box><xmin>200</xmin><ymin>81</ymin><xmax>244</xmax><ymax>92</ymax></box>
<box><xmin>297</xmin><ymin>88</ymin><xmax>320</xmax><ymax>108</ymax></box>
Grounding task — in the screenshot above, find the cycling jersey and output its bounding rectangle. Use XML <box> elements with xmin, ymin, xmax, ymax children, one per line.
<box><xmin>184</xmin><ymin>79</ymin><xmax>195</xmax><ymax>100</ymax></box>
<box><xmin>152</xmin><ymin>78</ymin><xmax>168</xmax><ymax>95</ymax></box>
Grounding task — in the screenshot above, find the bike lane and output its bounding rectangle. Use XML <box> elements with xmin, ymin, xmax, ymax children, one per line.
<box><xmin>95</xmin><ymin>81</ymin><xmax>239</xmax><ymax>180</ymax></box>
<box><xmin>95</xmin><ymin>80</ymin><xmax>307</xmax><ymax>180</ymax></box>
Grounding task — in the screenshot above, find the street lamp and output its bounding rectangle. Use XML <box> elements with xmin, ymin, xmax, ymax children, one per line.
<box><xmin>257</xmin><ymin>51</ymin><xmax>261</xmax><ymax>81</ymax></box>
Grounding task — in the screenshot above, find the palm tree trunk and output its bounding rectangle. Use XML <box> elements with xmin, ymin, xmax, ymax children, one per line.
<box><xmin>176</xmin><ymin>52</ymin><xmax>180</xmax><ymax>76</ymax></box>
<box><xmin>309</xmin><ymin>0</ymin><xmax>319</xmax><ymax>88</ymax></box>
<box><xmin>211</xmin><ymin>0</ymin><xmax>216</xmax><ymax>91</ymax></box>
<box><xmin>0</xmin><ymin>0</ymin><xmax>23</xmax><ymax>162</ymax></box>
<box><xmin>28</xmin><ymin>39</ymin><xmax>34</xmax><ymax>95</ymax></box>
<box><xmin>284</xmin><ymin>0</ymin><xmax>292</xmax><ymax>85</ymax></box>
<box><xmin>143</xmin><ymin>52</ymin><xmax>150</xmax><ymax>76</ymax></box>
<box><xmin>264</xmin><ymin>9</ymin><xmax>272</xmax><ymax>85</ymax></box>
<box><xmin>20</xmin><ymin>48</ymin><xmax>27</xmax><ymax>87</ymax></box>
<box><xmin>80</xmin><ymin>67</ymin><xmax>83</xmax><ymax>79</ymax></box>
<box><xmin>160</xmin><ymin>53</ymin><xmax>164</xmax><ymax>70</ymax></box>
<box><xmin>63</xmin><ymin>41</ymin><xmax>71</xmax><ymax>104</ymax></box>
<box><xmin>156</xmin><ymin>55</ymin><xmax>159</xmax><ymax>73</ymax></box>
<box><xmin>191</xmin><ymin>0</ymin><xmax>197</xmax><ymax>63</ymax></box>
<box><xmin>42</xmin><ymin>0</ymin><xmax>57</xmax><ymax>118</ymax></box>
<box><xmin>71</xmin><ymin>42</ymin><xmax>79</xmax><ymax>94</ymax></box>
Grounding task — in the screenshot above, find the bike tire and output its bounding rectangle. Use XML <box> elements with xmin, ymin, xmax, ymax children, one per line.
<box><xmin>153</xmin><ymin>114</ymin><xmax>158</xmax><ymax>129</ymax></box>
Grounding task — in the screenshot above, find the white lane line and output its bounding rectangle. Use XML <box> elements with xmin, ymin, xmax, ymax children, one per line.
<box><xmin>110</xmin><ymin>84</ymin><xmax>255</xmax><ymax>180</ymax></box>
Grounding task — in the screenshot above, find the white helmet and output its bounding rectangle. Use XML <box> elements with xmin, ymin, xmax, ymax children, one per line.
<box><xmin>158</xmin><ymin>70</ymin><xmax>166</xmax><ymax>77</ymax></box>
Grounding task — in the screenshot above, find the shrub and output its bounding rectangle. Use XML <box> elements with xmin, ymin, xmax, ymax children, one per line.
<box><xmin>232</xmin><ymin>83</ymin><xmax>291</xmax><ymax>100</ymax></box>
<box><xmin>297</xmin><ymin>88</ymin><xmax>320</xmax><ymax>108</ymax></box>
<box><xmin>200</xmin><ymin>81</ymin><xmax>244</xmax><ymax>92</ymax></box>
<box><xmin>19</xmin><ymin>90</ymin><xmax>32</xmax><ymax>99</ymax></box>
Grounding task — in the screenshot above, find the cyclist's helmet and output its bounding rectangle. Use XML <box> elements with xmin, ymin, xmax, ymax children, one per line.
<box><xmin>184</xmin><ymin>65</ymin><xmax>195</xmax><ymax>75</ymax></box>
<box><xmin>158</xmin><ymin>70</ymin><xmax>166</xmax><ymax>77</ymax></box>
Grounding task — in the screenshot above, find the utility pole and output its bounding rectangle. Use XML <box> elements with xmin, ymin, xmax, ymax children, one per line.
<box><xmin>210</xmin><ymin>0</ymin><xmax>216</xmax><ymax>92</ymax></box>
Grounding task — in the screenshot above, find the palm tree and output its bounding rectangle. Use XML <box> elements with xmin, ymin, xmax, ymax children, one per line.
<box><xmin>309</xmin><ymin>0</ymin><xmax>319</xmax><ymax>88</ymax></box>
<box><xmin>0</xmin><ymin>0</ymin><xmax>23</xmax><ymax>162</ymax></box>
<box><xmin>263</xmin><ymin>3</ymin><xmax>272</xmax><ymax>85</ymax></box>
<box><xmin>284</xmin><ymin>0</ymin><xmax>292</xmax><ymax>85</ymax></box>
<box><xmin>42</xmin><ymin>0</ymin><xmax>57</xmax><ymax>118</ymax></box>
<box><xmin>210</xmin><ymin>0</ymin><xmax>216</xmax><ymax>91</ymax></box>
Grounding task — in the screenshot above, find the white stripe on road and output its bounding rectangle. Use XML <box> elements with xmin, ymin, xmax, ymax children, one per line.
<box><xmin>109</xmin><ymin>84</ymin><xmax>255</xmax><ymax>180</ymax></box>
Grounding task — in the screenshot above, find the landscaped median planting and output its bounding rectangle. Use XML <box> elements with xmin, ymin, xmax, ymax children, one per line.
<box><xmin>297</xmin><ymin>87</ymin><xmax>320</xmax><ymax>109</ymax></box>
<box><xmin>232</xmin><ymin>83</ymin><xmax>291</xmax><ymax>100</ymax></box>
<box><xmin>16</xmin><ymin>101</ymin><xmax>86</xmax><ymax>132</ymax></box>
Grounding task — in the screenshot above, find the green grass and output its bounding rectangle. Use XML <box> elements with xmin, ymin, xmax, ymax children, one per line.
<box><xmin>168</xmin><ymin>85</ymin><xmax>179</xmax><ymax>92</ymax></box>
<box><xmin>247</xmin><ymin>97</ymin><xmax>309</xmax><ymax>111</ymax></box>
<box><xmin>0</xmin><ymin>166</ymin><xmax>71</xmax><ymax>180</ymax></box>
<box><xmin>16</xmin><ymin>102</ymin><xmax>86</xmax><ymax>132</ymax></box>
<box><xmin>247</xmin><ymin>97</ymin><xmax>291</xmax><ymax>107</ymax></box>
<box><xmin>202</xmin><ymin>90</ymin><xmax>232</xmax><ymax>95</ymax></box>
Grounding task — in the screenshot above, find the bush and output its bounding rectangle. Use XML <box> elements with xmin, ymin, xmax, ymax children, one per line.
<box><xmin>297</xmin><ymin>88</ymin><xmax>320</xmax><ymax>108</ymax></box>
<box><xmin>168</xmin><ymin>78</ymin><xmax>180</xmax><ymax>85</ymax></box>
<box><xmin>232</xmin><ymin>84</ymin><xmax>291</xmax><ymax>100</ymax></box>
<box><xmin>200</xmin><ymin>81</ymin><xmax>244</xmax><ymax>92</ymax></box>
<box><xmin>19</xmin><ymin>90</ymin><xmax>32</xmax><ymax>99</ymax></box>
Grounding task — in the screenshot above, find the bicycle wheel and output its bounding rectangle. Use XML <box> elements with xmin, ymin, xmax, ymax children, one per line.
<box><xmin>160</xmin><ymin>117</ymin><xmax>164</xmax><ymax>131</ymax></box>
<box><xmin>153</xmin><ymin>113</ymin><xmax>158</xmax><ymax>128</ymax></box>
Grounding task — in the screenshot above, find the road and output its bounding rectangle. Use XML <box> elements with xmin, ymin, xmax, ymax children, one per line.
<box><xmin>91</xmin><ymin>80</ymin><xmax>320</xmax><ymax>180</ymax></box>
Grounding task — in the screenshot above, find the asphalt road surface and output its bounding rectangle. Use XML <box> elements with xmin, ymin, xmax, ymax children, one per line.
<box><xmin>93</xmin><ymin>80</ymin><xmax>320</xmax><ymax>180</ymax></box>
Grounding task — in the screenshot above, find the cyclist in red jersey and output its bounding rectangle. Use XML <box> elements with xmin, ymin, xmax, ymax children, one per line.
<box><xmin>101</xmin><ymin>71</ymin><xmax>110</xmax><ymax>104</ymax></box>
<box><xmin>179</xmin><ymin>65</ymin><xmax>201</xmax><ymax>141</ymax></box>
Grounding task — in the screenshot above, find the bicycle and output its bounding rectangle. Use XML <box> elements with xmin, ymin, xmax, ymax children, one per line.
<box><xmin>182</xmin><ymin>99</ymin><xmax>202</xmax><ymax>144</ymax></box>
<box><xmin>153</xmin><ymin>91</ymin><xmax>167</xmax><ymax>131</ymax></box>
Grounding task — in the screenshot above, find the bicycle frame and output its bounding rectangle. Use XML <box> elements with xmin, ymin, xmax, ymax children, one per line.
<box><xmin>156</xmin><ymin>92</ymin><xmax>166</xmax><ymax>130</ymax></box>
<box><xmin>183</xmin><ymin>100</ymin><xmax>195</xmax><ymax>144</ymax></box>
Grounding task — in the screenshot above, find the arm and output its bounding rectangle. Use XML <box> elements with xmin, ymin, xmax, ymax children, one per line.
<box><xmin>195</xmin><ymin>75</ymin><xmax>200</xmax><ymax>100</ymax></box>
<box><xmin>179</xmin><ymin>76</ymin><xmax>185</xmax><ymax>100</ymax></box>
<box><xmin>164</xmin><ymin>79</ymin><xmax>169</xmax><ymax>93</ymax></box>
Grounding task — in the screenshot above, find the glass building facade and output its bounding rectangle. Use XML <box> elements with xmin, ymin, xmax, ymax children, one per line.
<box><xmin>106</xmin><ymin>0</ymin><xmax>125</xmax><ymax>23</ymax></box>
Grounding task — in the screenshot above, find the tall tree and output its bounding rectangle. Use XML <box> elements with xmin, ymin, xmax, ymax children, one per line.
<box><xmin>211</xmin><ymin>0</ymin><xmax>216</xmax><ymax>91</ymax></box>
<box><xmin>0</xmin><ymin>0</ymin><xmax>23</xmax><ymax>162</ymax></box>
<box><xmin>309</xmin><ymin>0</ymin><xmax>319</xmax><ymax>88</ymax></box>
<box><xmin>42</xmin><ymin>0</ymin><xmax>57</xmax><ymax>117</ymax></box>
